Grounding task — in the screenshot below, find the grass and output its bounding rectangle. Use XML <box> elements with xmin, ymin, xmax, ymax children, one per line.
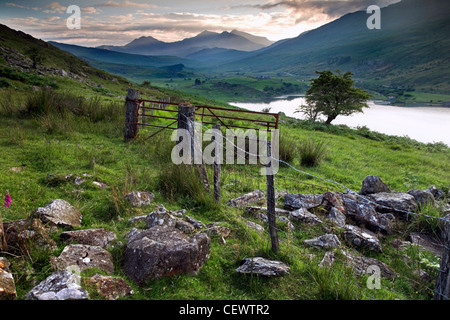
<box><xmin>0</xmin><ymin>86</ymin><xmax>449</xmax><ymax>301</ymax></box>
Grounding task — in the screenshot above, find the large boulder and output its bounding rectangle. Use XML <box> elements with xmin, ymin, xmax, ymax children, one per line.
<box><xmin>343</xmin><ymin>225</ymin><xmax>383</xmax><ymax>253</ymax></box>
<box><xmin>236</xmin><ymin>257</ymin><xmax>290</xmax><ymax>277</ymax></box>
<box><xmin>358</xmin><ymin>175</ymin><xmax>390</xmax><ymax>195</ymax></box>
<box><xmin>24</xmin><ymin>269</ymin><xmax>89</xmax><ymax>300</ymax></box>
<box><xmin>123</xmin><ymin>225</ymin><xmax>210</xmax><ymax>285</ymax></box>
<box><xmin>284</xmin><ymin>193</ymin><xmax>323</xmax><ymax>211</ymax></box>
<box><xmin>36</xmin><ymin>199</ymin><xmax>82</xmax><ymax>228</ymax></box>
<box><xmin>52</xmin><ymin>244</ymin><xmax>114</xmax><ymax>274</ymax></box>
<box><xmin>60</xmin><ymin>228</ymin><xmax>117</xmax><ymax>249</ymax></box>
<box><xmin>367</xmin><ymin>192</ymin><xmax>418</xmax><ymax>216</ymax></box>
<box><xmin>0</xmin><ymin>257</ymin><xmax>16</xmax><ymax>300</ymax></box>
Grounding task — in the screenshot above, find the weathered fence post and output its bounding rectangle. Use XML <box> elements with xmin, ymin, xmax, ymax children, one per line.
<box><xmin>177</xmin><ymin>103</ymin><xmax>210</xmax><ymax>191</ymax></box>
<box><xmin>434</xmin><ymin>214</ymin><xmax>450</xmax><ymax>300</ymax></box>
<box><xmin>124</xmin><ymin>88</ymin><xmax>139</xmax><ymax>142</ymax></box>
<box><xmin>213</xmin><ymin>123</ymin><xmax>221</xmax><ymax>202</ymax></box>
<box><xmin>266</xmin><ymin>140</ymin><xmax>280</xmax><ymax>252</ymax></box>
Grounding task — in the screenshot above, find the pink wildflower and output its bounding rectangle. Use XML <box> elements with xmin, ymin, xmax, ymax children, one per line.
<box><xmin>4</xmin><ymin>193</ymin><xmax>11</xmax><ymax>208</ymax></box>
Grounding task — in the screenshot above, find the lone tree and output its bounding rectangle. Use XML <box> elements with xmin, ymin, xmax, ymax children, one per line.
<box><xmin>296</xmin><ymin>70</ymin><xmax>371</xmax><ymax>125</ymax></box>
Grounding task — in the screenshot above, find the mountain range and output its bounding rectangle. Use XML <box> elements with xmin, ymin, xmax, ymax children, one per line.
<box><xmin>96</xmin><ymin>30</ymin><xmax>274</xmax><ymax>57</ymax></box>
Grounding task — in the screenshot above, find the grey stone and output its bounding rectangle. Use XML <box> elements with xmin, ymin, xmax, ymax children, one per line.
<box><xmin>0</xmin><ymin>257</ymin><xmax>16</xmax><ymax>300</ymax></box>
<box><xmin>326</xmin><ymin>207</ymin><xmax>346</xmax><ymax>227</ymax></box>
<box><xmin>359</xmin><ymin>175</ymin><xmax>390</xmax><ymax>195</ymax></box>
<box><xmin>284</xmin><ymin>193</ymin><xmax>323</xmax><ymax>211</ymax></box>
<box><xmin>24</xmin><ymin>269</ymin><xmax>89</xmax><ymax>300</ymax></box>
<box><xmin>289</xmin><ymin>207</ymin><xmax>322</xmax><ymax>225</ymax></box>
<box><xmin>304</xmin><ymin>234</ymin><xmax>341</xmax><ymax>249</ymax></box>
<box><xmin>123</xmin><ymin>225</ymin><xmax>210</xmax><ymax>285</ymax></box>
<box><xmin>343</xmin><ymin>225</ymin><xmax>383</xmax><ymax>253</ymax></box>
<box><xmin>236</xmin><ymin>257</ymin><xmax>290</xmax><ymax>276</ymax></box>
<box><xmin>367</xmin><ymin>192</ymin><xmax>419</xmax><ymax>216</ymax></box>
<box><xmin>341</xmin><ymin>249</ymin><xmax>396</xmax><ymax>279</ymax></box>
<box><xmin>36</xmin><ymin>199</ymin><xmax>82</xmax><ymax>228</ymax></box>
<box><xmin>53</xmin><ymin>244</ymin><xmax>114</xmax><ymax>274</ymax></box>
<box><xmin>124</xmin><ymin>191</ymin><xmax>155</xmax><ymax>207</ymax></box>
<box><xmin>227</xmin><ymin>190</ymin><xmax>265</xmax><ymax>207</ymax></box>
<box><xmin>407</xmin><ymin>189</ymin><xmax>435</xmax><ymax>208</ymax></box>
<box><xmin>60</xmin><ymin>228</ymin><xmax>117</xmax><ymax>249</ymax></box>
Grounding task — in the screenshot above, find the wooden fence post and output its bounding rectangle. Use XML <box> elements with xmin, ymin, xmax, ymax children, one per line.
<box><xmin>266</xmin><ymin>140</ymin><xmax>280</xmax><ymax>252</ymax></box>
<box><xmin>434</xmin><ymin>214</ymin><xmax>450</xmax><ymax>300</ymax></box>
<box><xmin>124</xmin><ymin>88</ymin><xmax>139</xmax><ymax>142</ymax></box>
<box><xmin>213</xmin><ymin>123</ymin><xmax>221</xmax><ymax>202</ymax></box>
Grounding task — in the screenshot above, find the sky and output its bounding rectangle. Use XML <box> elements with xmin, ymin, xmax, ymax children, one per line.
<box><xmin>0</xmin><ymin>0</ymin><xmax>400</xmax><ymax>47</ymax></box>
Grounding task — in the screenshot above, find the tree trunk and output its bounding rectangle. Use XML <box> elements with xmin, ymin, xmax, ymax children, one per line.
<box><xmin>325</xmin><ymin>114</ymin><xmax>337</xmax><ymax>125</ymax></box>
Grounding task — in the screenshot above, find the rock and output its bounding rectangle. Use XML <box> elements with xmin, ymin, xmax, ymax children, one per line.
<box><xmin>318</xmin><ymin>251</ymin><xmax>335</xmax><ymax>268</ymax></box>
<box><xmin>342</xmin><ymin>194</ymin><xmax>394</xmax><ymax>234</ymax></box>
<box><xmin>184</xmin><ymin>215</ymin><xmax>205</xmax><ymax>229</ymax></box>
<box><xmin>0</xmin><ymin>257</ymin><xmax>16</xmax><ymax>300</ymax></box>
<box><xmin>127</xmin><ymin>215</ymin><xmax>147</xmax><ymax>226</ymax></box>
<box><xmin>53</xmin><ymin>244</ymin><xmax>114</xmax><ymax>274</ymax></box>
<box><xmin>304</xmin><ymin>234</ymin><xmax>341</xmax><ymax>249</ymax></box>
<box><xmin>206</xmin><ymin>223</ymin><xmax>231</xmax><ymax>238</ymax></box>
<box><xmin>3</xmin><ymin>218</ymin><xmax>57</xmax><ymax>255</ymax></box>
<box><xmin>284</xmin><ymin>193</ymin><xmax>323</xmax><ymax>210</ymax></box>
<box><xmin>341</xmin><ymin>249</ymin><xmax>396</xmax><ymax>279</ymax></box>
<box><xmin>124</xmin><ymin>191</ymin><xmax>155</xmax><ymax>207</ymax></box>
<box><xmin>426</xmin><ymin>185</ymin><xmax>446</xmax><ymax>201</ymax></box>
<box><xmin>227</xmin><ymin>190</ymin><xmax>265</xmax><ymax>207</ymax></box>
<box><xmin>322</xmin><ymin>192</ymin><xmax>345</xmax><ymax>213</ymax></box>
<box><xmin>343</xmin><ymin>225</ymin><xmax>383</xmax><ymax>253</ymax></box>
<box><xmin>87</xmin><ymin>274</ymin><xmax>134</xmax><ymax>300</ymax></box>
<box><xmin>24</xmin><ymin>269</ymin><xmax>89</xmax><ymax>300</ymax></box>
<box><xmin>245</xmin><ymin>206</ymin><xmax>291</xmax><ymax>217</ymax></box>
<box><xmin>407</xmin><ymin>189</ymin><xmax>435</xmax><ymax>208</ymax></box>
<box><xmin>326</xmin><ymin>207</ymin><xmax>346</xmax><ymax>227</ymax></box>
<box><xmin>359</xmin><ymin>175</ymin><xmax>390</xmax><ymax>195</ymax></box>
<box><xmin>367</xmin><ymin>192</ymin><xmax>418</xmax><ymax>217</ymax></box>
<box><xmin>60</xmin><ymin>228</ymin><xmax>117</xmax><ymax>249</ymax></box>
<box><xmin>278</xmin><ymin>216</ymin><xmax>295</xmax><ymax>231</ymax></box>
<box><xmin>236</xmin><ymin>257</ymin><xmax>290</xmax><ymax>276</ymax></box>
<box><xmin>146</xmin><ymin>207</ymin><xmax>195</xmax><ymax>234</ymax></box>
<box><xmin>408</xmin><ymin>232</ymin><xmax>444</xmax><ymax>256</ymax></box>
<box><xmin>123</xmin><ymin>225</ymin><xmax>210</xmax><ymax>285</ymax></box>
<box><xmin>245</xmin><ymin>220</ymin><xmax>265</xmax><ymax>233</ymax></box>
<box><xmin>92</xmin><ymin>181</ymin><xmax>108</xmax><ymax>189</ymax></box>
<box><xmin>289</xmin><ymin>207</ymin><xmax>322</xmax><ymax>225</ymax></box>
<box><xmin>36</xmin><ymin>199</ymin><xmax>82</xmax><ymax>228</ymax></box>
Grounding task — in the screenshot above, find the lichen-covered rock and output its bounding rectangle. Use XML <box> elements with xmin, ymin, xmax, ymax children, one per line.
<box><xmin>87</xmin><ymin>274</ymin><xmax>134</xmax><ymax>300</ymax></box>
<box><xmin>343</xmin><ymin>225</ymin><xmax>383</xmax><ymax>253</ymax></box>
<box><xmin>227</xmin><ymin>190</ymin><xmax>265</xmax><ymax>207</ymax></box>
<box><xmin>146</xmin><ymin>207</ymin><xmax>196</xmax><ymax>234</ymax></box>
<box><xmin>53</xmin><ymin>244</ymin><xmax>114</xmax><ymax>274</ymax></box>
<box><xmin>304</xmin><ymin>234</ymin><xmax>341</xmax><ymax>249</ymax></box>
<box><xmin>367</xmin><ymin>192</ymin><xmax>418</xmax><ymax>216</ymax></box>
<box><xmin>0</xmin><ymin>257</ymin><xmax>16</xmax><ymax>300</ymax></box>
<box><xmin>407</xmin><ymin>189</ymin><xmax>435</xmax><ymax>208</ymax></box>
<box><xmin>36</xmin><ymin>199</ymin><xmax>82</xmax><ymax>228</ymax></box>
<box><xmin>358</xmin><ymin>175</ymin><xmax>390</xmax><ymax>195</ymax></box>
<box><xmin>284</xmin><ymin>193</ymin><xmax>323</xmax><ymax>211</ymax></box>
<box><xmin>341</xmin><ymin>249</ymin><xmax>395</xmax><ymax>279</ymax></box>
<box><xmin>60</xmin><ymin>228</ymin><xmax>117</xmax><ymax>249</ymax></box>
<box><xmin>289</xmin><ymin>207</ymin><xmax>322</xmax><ymax>225</ymax></box>
<box><xmin>236</xmin><ymin>257</ymin><xmax>290</xmax><ymax>276</ymax></box>
<box><xmin>123</xmin><ymin>225</ymin><xmax>210</xmax><ymax>285</ymax></box>
<box><xmin>24</xmin><ymin>269</ymin><xmax>89</xmax><ymax>300</ymax></box>
<box><xmin>124</xmin><ymin>191</ymin><xmax>155</xmax><ymax>207</ymax></box>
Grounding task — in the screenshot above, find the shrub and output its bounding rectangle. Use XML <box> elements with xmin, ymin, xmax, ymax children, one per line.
<box><xmin>298</xmin><ymin>139</ymin><xmax>328</xmax><ymax>167</ymax></box>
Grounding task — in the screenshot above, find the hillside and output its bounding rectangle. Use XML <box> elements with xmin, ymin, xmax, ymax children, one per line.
<box><xmin>221</xmin><ymin>0</ymin><xmax>450</xmax><ymax>98</ymax></box>
<box><xmin>0</xmin><ymin>21</ymin><xmax>450</xmax><ymax>305</ymax></box>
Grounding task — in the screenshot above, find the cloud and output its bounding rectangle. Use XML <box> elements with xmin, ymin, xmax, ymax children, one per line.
<box><xmin>95</xmin><ymin>1</ymin><xmax>158</xmax><ymax>9</ymax></box>
<box><xmin>5</xmin><ymin>2</ymin><xmax>39</xmax><ymax>10</ymax></box>
<box><xmin>42</xmin><ymin>2</ymin><xmax>66</xmax><ymax>14</ymax></box>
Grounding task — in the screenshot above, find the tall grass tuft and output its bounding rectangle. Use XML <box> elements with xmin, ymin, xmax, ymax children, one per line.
<box><xmin>278</xmin><ymin>133</ymin><xmax>298</xmax><ymax>164</ymax></box>
<box><xmin>298</xmin><ymin>139</ymin><xmax>328</xmax><ymax>167</ymax></box>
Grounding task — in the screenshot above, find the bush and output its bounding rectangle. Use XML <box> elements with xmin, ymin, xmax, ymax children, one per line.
<box><xmin>298</xmin><ymin>139</ymin><xmax>328</xmax><ymax>167</ymax></box>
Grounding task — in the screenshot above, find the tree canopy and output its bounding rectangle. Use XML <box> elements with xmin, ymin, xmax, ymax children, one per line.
<box><xmin>296</xmin><ymin>70</ymin><xmax>371</xmax><ymax>124</ymax></box>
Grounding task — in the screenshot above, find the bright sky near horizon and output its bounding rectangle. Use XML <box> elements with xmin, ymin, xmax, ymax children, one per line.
<box><xmin>0</xmin><ymin>0</ymin><xmax>400</xmax><ymax>47</ymax></box>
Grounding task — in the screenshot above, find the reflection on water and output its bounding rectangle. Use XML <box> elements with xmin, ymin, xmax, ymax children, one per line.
<box><xmin>230</xmin><ymin>96</ymin><xmax>450</xmax><ymax>146</ymax></box>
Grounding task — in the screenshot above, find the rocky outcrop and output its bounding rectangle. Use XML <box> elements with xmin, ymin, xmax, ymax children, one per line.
<box><xmin>36</xmin><ymin>199</ymin><xmax>82</xmax><ymax>228</ymax></box>
<box><xmin>123</xmin><ymin>225</ymin><xmax>210</xmax><ymax>285</ymax></box>
<box><xmin>236</xmin><ymin>257</ymin><xmax>290</xmax><ymax>276</ymax></box>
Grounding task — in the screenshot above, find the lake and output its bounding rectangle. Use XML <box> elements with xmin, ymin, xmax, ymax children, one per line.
<box><xmin>230</xmin><ymin>96</ymin><xmax>450</xmax><ymax>146</ymax></box>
